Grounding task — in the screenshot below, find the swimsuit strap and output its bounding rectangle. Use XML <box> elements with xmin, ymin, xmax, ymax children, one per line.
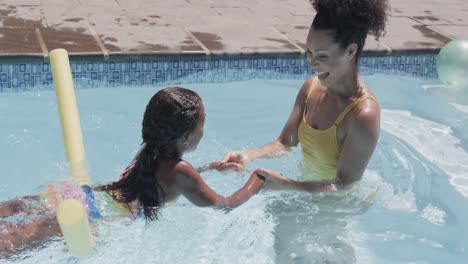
<box><xmin>334</xmin><ymin>95</ymin><xmax>375</xmax><ymax>126</ymax></box>
<box><xmin>303</xmin><ymin>77</ymin><xmax>320</xmax><ymax>119</ymax></box>
<box><xmin>306</xmin><ymin>76</ymin><xmax>320</xmax><ymax>102</ymax></box>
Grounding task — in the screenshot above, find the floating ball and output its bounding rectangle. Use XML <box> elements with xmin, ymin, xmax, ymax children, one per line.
<box><xmin>436</xmin><ymin>39</ymin><xmax>468</xmax><ymax>89</ymax></box>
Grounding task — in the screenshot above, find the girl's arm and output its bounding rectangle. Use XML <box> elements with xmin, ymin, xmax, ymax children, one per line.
<box><xmin>175</xmin><ymin>161</ymin><xmax>265</xmax><ymax>209</ymax></box>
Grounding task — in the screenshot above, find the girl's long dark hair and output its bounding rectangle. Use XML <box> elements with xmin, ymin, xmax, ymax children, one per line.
<box><xmin>100</xmin><ymin>87</ymin><xmax>202</xmax><ymax>221</ymax></box>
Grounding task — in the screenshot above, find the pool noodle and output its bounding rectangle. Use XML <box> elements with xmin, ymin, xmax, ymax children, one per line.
<box><xmin>49</xmin><ymin>49</ymin><xmax>90</xmax><ymax>186</ymax></box>
<box><xmin>49</xmin><ymin>48</ymin><xmax>94</xmax><ymax>257</ymax></box>
<box><xmin>56</xmin><ymin>199</ymin><xmax>94</xmax><ymax>257</ymax></box>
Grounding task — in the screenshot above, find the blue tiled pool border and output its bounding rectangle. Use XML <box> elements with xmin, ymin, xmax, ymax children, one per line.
<box><xmin>0</xmin><ymin>54</ymin><xmax>438</xmax><ymax>92</ymax></box>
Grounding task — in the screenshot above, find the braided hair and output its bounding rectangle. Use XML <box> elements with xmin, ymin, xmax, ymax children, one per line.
<box><xmin>101</xmin><ymin>87</ymin><xmax>202</xmax><ymax>221</ymax></box>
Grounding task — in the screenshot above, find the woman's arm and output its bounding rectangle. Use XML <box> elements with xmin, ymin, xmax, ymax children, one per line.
<box><xmin>175</xmin><ymin>161</ymin><xmax>266</xmax><ymax>209</ymax></box>
<box><xmin>256</xmin><ymin>100</ymin><xmax>380</xmax><ymax>192</ymax></box>
<box><xmin>255</xmin><ymin>168</ymin><xmax>337</xmax><ymax>192</ymax></box>
<box><xmin>214</xmin><ymin>77</ymin><xmax>316</xmax><ymax>170</ymax></box>
<box><xmin>335</xmin><ymin>101</ymin><xmax>380</xmax><ymax>187</ymax></box>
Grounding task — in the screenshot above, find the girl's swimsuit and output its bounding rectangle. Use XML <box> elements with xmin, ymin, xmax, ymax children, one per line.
<box><xmin>40</xmin><ymin>160</ymin><xmax>176</xmax><ymax>220</ymax></box>
<box><xmin>41</xmin><ymin>181</ymin><xmax>143</xmax><ymax>221</ymax></box>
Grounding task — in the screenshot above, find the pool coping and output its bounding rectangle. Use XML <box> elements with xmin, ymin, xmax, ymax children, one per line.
<box><xmin>3</xmin><ymin>0</ymin><xmax>466</xmax><ymax>91</ymax></box>
<box><xmin>1</xmin><ymin>0</ymin><xmax>466</xmax><ymax>65</ymax></box>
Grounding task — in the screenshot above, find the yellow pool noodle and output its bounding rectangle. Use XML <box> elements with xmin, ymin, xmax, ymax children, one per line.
<box><xmin>49</xmin><ymin>49</ymin><xmax>91</xmax><ymax>185</ymax></box>
<box><xmin>56</xmin><ymin>199</ymin><xmax>94</xmax><ymax>257</ymax></box>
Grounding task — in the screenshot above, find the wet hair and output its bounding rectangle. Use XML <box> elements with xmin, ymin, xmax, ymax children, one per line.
<box><xmin>310</xmin><ymin>0</ymin><xmax>389</xmax><ymax>61</ymax></box>
<box><xmin>101</xmin><ymin>87</ymin><xmax>202</xmax><ymax>221</ymax></box>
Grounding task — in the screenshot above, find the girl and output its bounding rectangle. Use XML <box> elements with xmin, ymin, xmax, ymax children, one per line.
<box><xmin>97</xmin><ymin>86</ymin><xmax>266</xmax><ymax>220</ymax></box>
<box><xmin>1</xmin><ymin>87</ymin><xmax>265</xmax><ymax>256</ymax></box>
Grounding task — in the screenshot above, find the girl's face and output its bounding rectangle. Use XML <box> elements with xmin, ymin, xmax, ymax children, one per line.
<box><xmin>184</xmin><ymin>104</ymin><xmax>205</xmax><ymax>152</ymax></box>
<box><xmin>305</xmin><ymin>27</ymin><xmax>357</xmax><ymax>88</ymax></box>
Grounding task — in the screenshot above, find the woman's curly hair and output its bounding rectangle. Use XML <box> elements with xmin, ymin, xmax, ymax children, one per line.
<box><xmin>310</xmin><ymin>0</ymin><xmax>389</xmax><ymax>59</ymax></box>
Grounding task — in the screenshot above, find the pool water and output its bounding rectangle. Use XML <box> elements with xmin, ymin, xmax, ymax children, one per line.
<box><xmin>1</xmin><ymin>73</ymin><xmax>468</xmax><ymax>263</ymax></box>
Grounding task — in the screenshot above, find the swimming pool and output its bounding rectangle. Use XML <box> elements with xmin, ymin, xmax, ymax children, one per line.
<box><xmin>1</xmin><ymin>71</ymin><xmax>467</xmax><ymax>263</ymax></box>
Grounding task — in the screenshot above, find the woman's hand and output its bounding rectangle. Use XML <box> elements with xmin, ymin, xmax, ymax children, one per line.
<box><xmin>210</xmin><ymin>150</ymin><xmax>251</xmax><ymax>172</ymax></box>
<box><xmin>209</xmin><ymin>161</ymin><xmax>244</xmax><ymax>172</ymax></box>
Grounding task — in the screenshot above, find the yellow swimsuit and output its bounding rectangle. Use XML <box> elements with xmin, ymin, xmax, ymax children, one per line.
<box><xmin>298</xmin><ymin>77</ymin><xmax>374</xmax><ymax>181</ymax></box>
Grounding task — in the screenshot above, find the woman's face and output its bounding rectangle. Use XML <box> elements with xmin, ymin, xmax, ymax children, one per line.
<box><xmin>305</xmin><ymin>27</ymin><xmax>357</xmax><ymax>88</ymax></box>
<box><xmin>184</xmin><ymin>104</ymin><xmax>205</xmax><ymax>152</ymax></box>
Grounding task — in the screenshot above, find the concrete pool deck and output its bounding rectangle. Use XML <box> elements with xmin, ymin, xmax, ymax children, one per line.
<box><xmin>0</xmin><ymin>0</ymin><xmax>467</xmax><ymax>60</ymax></box>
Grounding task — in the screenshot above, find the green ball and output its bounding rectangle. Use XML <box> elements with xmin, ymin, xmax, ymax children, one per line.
<box><xmin>436</xmin><ymin>39</ymin><xmax>468</xmax><ymax>89</ymax></box>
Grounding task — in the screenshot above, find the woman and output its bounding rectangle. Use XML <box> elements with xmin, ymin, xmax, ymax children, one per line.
<box><xmin>213</xmin><ymin>0</ymin><xmax>389</xmax><ymax>192</ymax></box>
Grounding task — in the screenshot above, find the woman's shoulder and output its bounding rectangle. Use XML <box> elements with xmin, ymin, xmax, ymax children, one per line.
<box><xmin>301</xmin><ymin>76</ymin><xmax>317</xmax><ymax>91</ymax></box>
<box><xmin>350</xmin><ymin>91</ymin><xmax>380</xmax><ymax>134</ymax></box>
<box><xmin>359</xmin><ymin>85</ymin><xmax>380</xmax><ymax>117</ymax></box>
<box><xmin>296</xmin><ymin>76</ymin><xmax>318</xmax><ymax>100</ymax></box>
<box><xmin>305</xmin><ymin>75</ymin><xmax>316</xmax><ymax>85</ymax></box>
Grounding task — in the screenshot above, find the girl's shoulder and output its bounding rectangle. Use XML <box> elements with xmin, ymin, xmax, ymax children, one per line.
<box><xmin>174</xmin><ymin>160</ymin><xmax>197</xmax><ymax>177</ymax></box>
<box><xmin>173</xmin><ymin>160</ymin><xmax>206</xmax><ymax>190</ymax></box>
